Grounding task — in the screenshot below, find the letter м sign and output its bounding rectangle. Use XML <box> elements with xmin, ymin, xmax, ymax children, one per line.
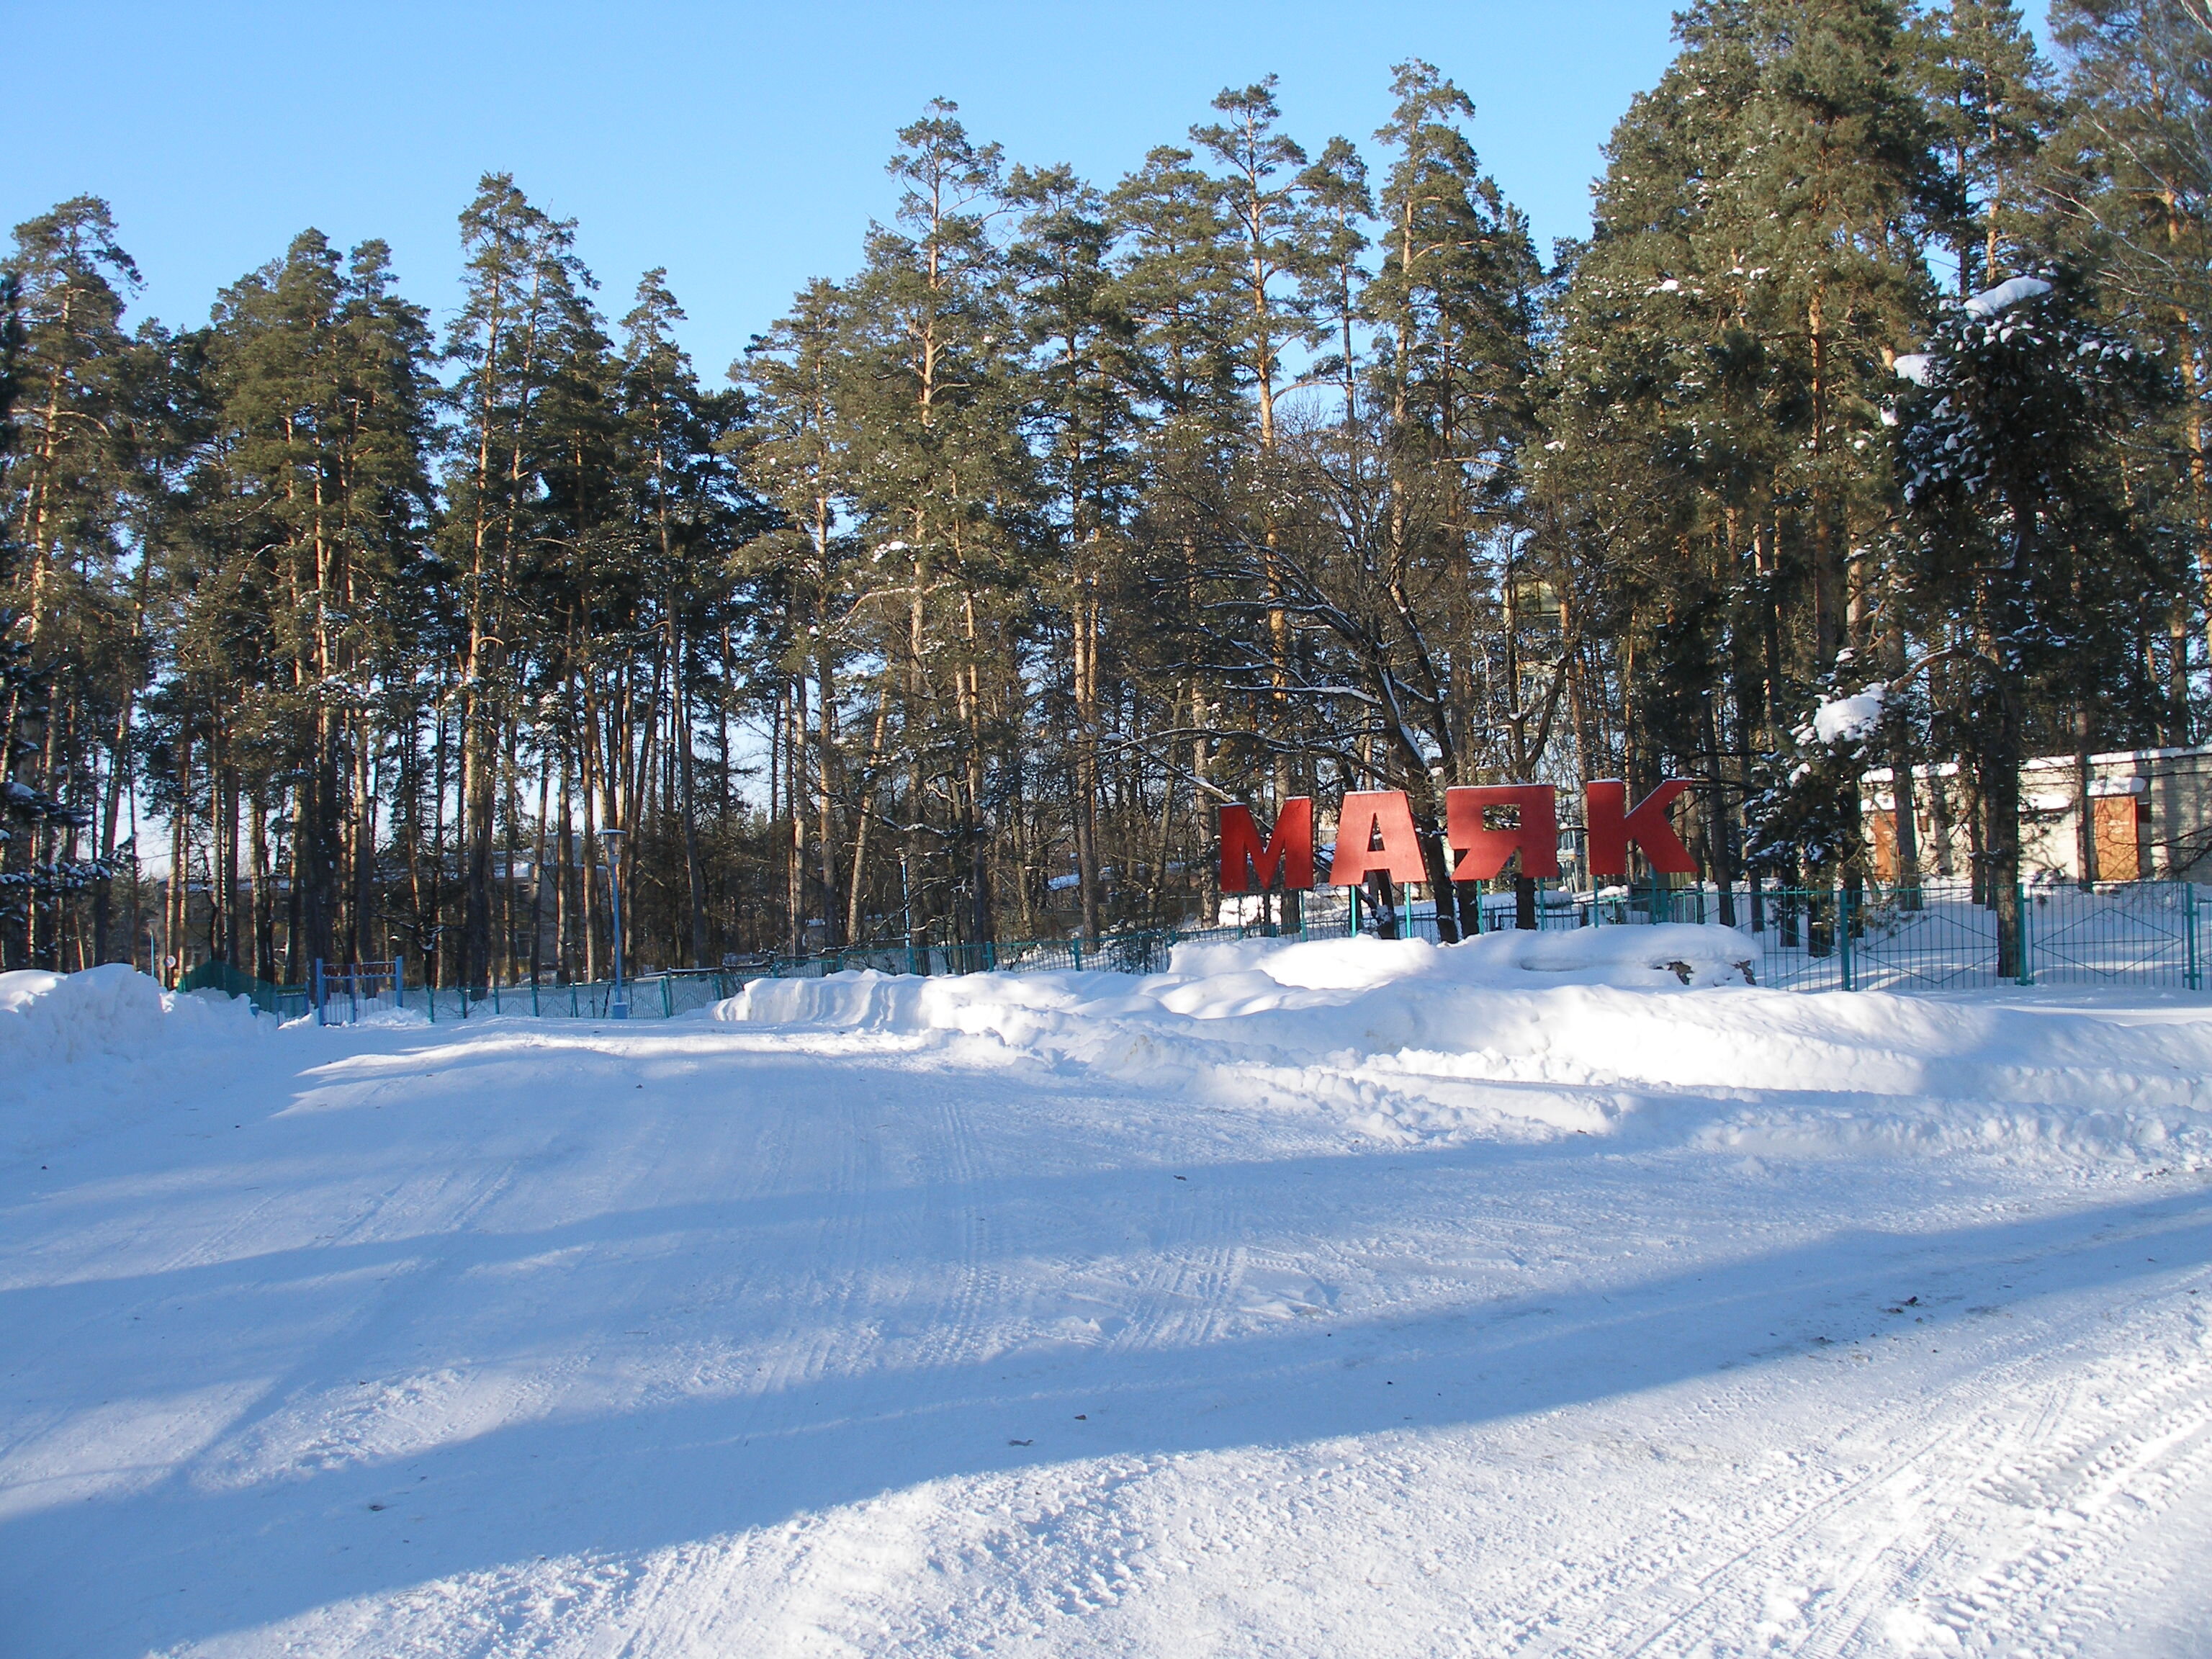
<box><xmin>1218</xmin><ymin>798</ymin><xmax>1313</xmax><ymax>893</ymax></box>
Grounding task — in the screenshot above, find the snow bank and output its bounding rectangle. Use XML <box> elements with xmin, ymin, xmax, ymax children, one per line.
<box><xmin>0</xmin><ymin>963</ymin><xmax>266</xmax><ymax>1071</ymax></box>
<box><xmin>1165</xmin><ymin>922</ymin><xmax>1758</xmax><ymax>989</ymax></box>
<box><xmin>713</xmin><ymin>928</ymin><xmax>2212</xmax><ymax>1161</ymax></box>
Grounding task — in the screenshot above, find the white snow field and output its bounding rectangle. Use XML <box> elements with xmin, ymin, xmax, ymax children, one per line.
<box><xmin>5</xmin><ymin>930</ymin><xmax>2212</xmax><ymax>1658</ymax></box>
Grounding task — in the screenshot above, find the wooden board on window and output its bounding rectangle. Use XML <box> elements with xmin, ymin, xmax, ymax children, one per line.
<box><xmin>2093</xmin><ymin>795</ymin><xmax>2141</xmax><ymax>880</ymax></box>
<box><xmin>1869</xmin><ymin>809</ymin><xmax>1897</xmax><ymax>881</ymax></box>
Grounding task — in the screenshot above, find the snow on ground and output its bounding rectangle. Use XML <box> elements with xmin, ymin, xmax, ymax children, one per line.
<box><xmin>4</xmin><ymin>933</ymin><xmax>2211</xmax><ymax>1656</ymax></box>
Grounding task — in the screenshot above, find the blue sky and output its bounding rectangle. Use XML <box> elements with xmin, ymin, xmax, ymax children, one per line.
<box><xmin>12</xmin><ymin>2</ymin><xmax>1687</xmax><ymax>379</ymax></box>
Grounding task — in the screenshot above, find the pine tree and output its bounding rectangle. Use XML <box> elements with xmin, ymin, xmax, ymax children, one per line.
<box><xmin>195</xmin><ymin>230</ymin><xmax>436</xmax><ymax>971</ymax></box>
<box><xmin>0</xmin><ymin>261</ymin><xmax>106</xmax><ymax>944</ymax></box>
<box><xmin>2047</xmin><ymin>0</ymin><xmax>2212</xmax><ymax>681</ymax></box>
<box><xmin>840</xmin><ymin>102</ymin><xmax>1033</xmax><ymax>953</ymax></box>
<box><xmin>1</xmin><ymin>199</ymin><xmax>143</xmax><ymax>966</ymax></box>
<box><xmin>1917</xmin><ymin>0</ymin><xmax>2058</xmax><ymax>297</ymax></box>
<box><xmin>1367</xmin><ymin>59</ymin><xmax>1545</xmax><ymax>930</ymax></box>
<box><xmin>1107</xmin><ymin>143</ymin><xmax>1244</xmax><ymax>922</ymax></box>
<box><xmin>735</xmin><ymin>279</ymin><xmax>858</xmax><ymax>947</ymax></box>
<box><xmin>616</xmin><ymin>269</ymin><xmax>747</xmax><ymax>967</ymax></box>
<box><xmin>442</xmin><ymin>175</ymin><xmax>598</xmax><ymax>992</ymax></box>
<box><xmin>1190</xmin><ymin>78</ymin><xmax>1327</xmax><ymax>835</ymax></box>
<box><xmin>1297</xmin><ymin>136</ymin><xmax>1372</xmax><ymax>439</ymax></box>
<box><xmin>1010</xmin><ymin>160</ymin><xmax>1140</xmax><ymax>940</ymax></box>
<box><xmin>1897</xmin><ymin>273</ymin><xmax>2172</xmax><ymax>966</ymax></box>
<box><xmin>1544</xmin><ymin>0</ymin><xmax>1946</xmax><ymax>910</ymax></box>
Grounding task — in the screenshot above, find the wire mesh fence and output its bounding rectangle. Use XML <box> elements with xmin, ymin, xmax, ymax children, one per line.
<box><xmin>176</xmin><ymin>958</ymin><xmax>313</xmax><ymax>1020</ymax></box>
<box><xmin>1637</xmin><ymin>879</ymin><xmax>2203</xmax><ymax>993</ymax></box>
<box><xmin>390</xmin><ymin>901</ymin><xmax>1363</xmax><ymax>1022</ymax></box>
<box><xmin>1177</xmin><ymin>878</ymin><xmax>2204</xmax><ymax>994</ymax></box>
<box><xmin>168</xmin><ymin>878</ymin><xmax>2208</xmax><ymax>1023</ymax></box>
<box><xmin>308</xmin><ymin>960</ymin><xmax>405</xmax><ymax>1024</ymax></box>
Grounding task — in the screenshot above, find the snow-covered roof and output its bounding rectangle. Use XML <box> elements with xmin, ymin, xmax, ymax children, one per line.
<box><xmin>1862</xmin><ymin>741</ymin><xmax>2212</xmax><ymax>785</ymax></box>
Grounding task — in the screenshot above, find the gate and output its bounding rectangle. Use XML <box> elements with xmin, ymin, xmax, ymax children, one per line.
<box><xmin>310</xmin><ymin>959</ymin><xmax>406</xmax><ymax>1025</ymax></box>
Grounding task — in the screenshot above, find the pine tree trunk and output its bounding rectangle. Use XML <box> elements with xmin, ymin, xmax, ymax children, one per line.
<box><xmin>815</xmin><ymin>643</ymin><xmax>840</xmax><ymax>950</ymax></box>
<box><xmin>2075</xmin><ymin>707</ymin><xmax>2098</xmax><ymax>889</ymax></box>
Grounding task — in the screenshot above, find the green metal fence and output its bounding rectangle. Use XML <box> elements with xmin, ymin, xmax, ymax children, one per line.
<box><xmin>391</xmin><ymin>905</ymin><xmax>1359</xmax><ymax>1022</ymax></box>
<box><xmin>1278</xmin><ymin>877</ymin><xmax>2205</xmax><ymax>994</ymax></box>
<box><xmin>176</xmin><ymin>958</ymin><xmax>313</xmax><ymax>1020</ymax></box>
<box><xmin>412</xmin><ymin>968</ymin><xmax>743</xmax><ymax>1023</ymax></box>
<box><xmin>1639</xmin><ymin>879</ymin><xmax>2203</xmax><ymax>993</ymax></box>
<box><xmin>172</xmin><ymin>878</ymin><xmax>2208</xmax><ymax>1024</ymax></box>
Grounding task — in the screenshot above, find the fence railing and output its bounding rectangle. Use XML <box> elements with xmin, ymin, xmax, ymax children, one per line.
<box><xmin>171</xmin><ymin>878</ymin><xmax>2208</xmax><ymax>1025</ymax></box>
<box><xmin>176</xmin><ymin>958</ymin><xmax>313</xmax><ymax>1020</ymax></box>
<box><xmin>176</xmin><ymin>958</ymin><xmax>411</xmax><ymax>1024</ymax></box>
<box><xmin>1522</xmin><ymin>878</ymin><xmax>2195</xmax><ymax>993</ymax></box>
<box><xmin>1741</xmin><ymin>880</ymin><xmax>2202</xmax><ymax>993</ymax></box>
<box><xmin>308</xmin><ymin>960</ymin><xmax>405</xmax><ymax>1025</ymax></box>
<box><xmin>396</xmin><ymin>907</ymin><xmax>1359</xmax><ymax>1022</ymax></box>
<box><xmin>1273</xmin><ymin>877</ymin><xmax>2205</xmax><ymax>994</ymax></box>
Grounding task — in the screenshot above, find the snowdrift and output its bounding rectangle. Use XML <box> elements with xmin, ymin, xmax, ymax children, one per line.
<box><xmin>0</xmin><ymin>963</ymin><xmax>266</xmax><ymax>1071</ymax></box>
<box><xmin>716</xmin><ymin>926</ymin><xmax>2212</xmax><ymax>1160</ymax></box>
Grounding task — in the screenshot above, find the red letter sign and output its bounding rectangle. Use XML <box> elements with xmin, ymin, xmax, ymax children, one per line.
<box><xmin>1218</xmin><ymin>798</ymin><xmax>1314</xmax><ymax>892</ymax></box>
<box><xmin>1445</xmin><ymin>784</ymin><xmax>1560</xmax><ymax>881</ymax></box>
<box><xmin>1327</xmin><ymin>791</ymin><xmax>1430</xmax><ymax>886</ymax></box>
<box><xmin>1585</xmin><ymin>780</ymin><xmax>1696</xmax><ymax>876</ymax></box>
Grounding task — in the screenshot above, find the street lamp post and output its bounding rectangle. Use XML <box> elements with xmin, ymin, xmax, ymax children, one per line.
<box><xmin>601</xmin><ymin>827</ymin><xmax>629</xmax><ymax>1020</ymax></box>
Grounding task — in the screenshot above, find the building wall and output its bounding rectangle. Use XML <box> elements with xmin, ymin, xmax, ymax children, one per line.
<box><xmin>1863</xmin><ymin>745</ymin><xmax>2212</xmax><ymax>884</ymax></box>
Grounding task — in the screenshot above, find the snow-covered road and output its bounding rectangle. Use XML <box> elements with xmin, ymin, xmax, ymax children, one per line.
<box><xmin>4</xmin><ymin>942</ymin><xmax>2212</xmax><ymax>1655</ymax></box>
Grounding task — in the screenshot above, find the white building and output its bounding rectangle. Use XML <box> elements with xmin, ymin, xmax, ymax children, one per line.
<box><xmin>1863</xmin><ymin>744</ymin><xmax>2212</xmax><ymax>884</ymax></box>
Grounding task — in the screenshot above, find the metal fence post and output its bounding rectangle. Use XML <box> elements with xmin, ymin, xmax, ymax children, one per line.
<box><xmin>2176</xmin><ymin>889</ymin><xmax>2194</xmax><ymax>995</ymax></box>
<box><xmin>2018</xmin><ymin>881</ymin><xmax>2034</xmax><ymax>986</ymax></box>
<box><xmin>1839</xmin><ymin>886</ymin><xmax>1854</xmax><ymax>992</ymax></box>
<box><xmin>662</xmin><ymin>976</ymin><xmax>674</xmax><ymax>1017</ymax></box>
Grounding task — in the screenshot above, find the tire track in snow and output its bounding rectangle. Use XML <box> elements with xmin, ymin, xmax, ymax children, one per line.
<box><xmin>1828</xmin><ymin>1320</ymin><xmax>2212</xmax><ymax>1657</ymax></box>
<box><xmin>1510</xmin><ymin>1278</ymin><xmax>2212</xmax><ymax>1658</ymax></box>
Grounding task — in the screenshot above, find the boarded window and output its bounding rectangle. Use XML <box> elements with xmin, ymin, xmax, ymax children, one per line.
<box><xmin>1870</xmin><ymin>809</ymin><xmax>1898</xmax><ymax>881</ymax></box>
<box><xmin>2093</xmin><ymin>795</ymin><xmax>2141</xmax><ymax>881</ymax></box>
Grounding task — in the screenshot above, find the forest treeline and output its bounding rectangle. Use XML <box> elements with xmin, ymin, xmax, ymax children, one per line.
<box><xmin>1</xmin><ymin>0</ymin><xmax>2207</xmax><ymax>983</ymax></box>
